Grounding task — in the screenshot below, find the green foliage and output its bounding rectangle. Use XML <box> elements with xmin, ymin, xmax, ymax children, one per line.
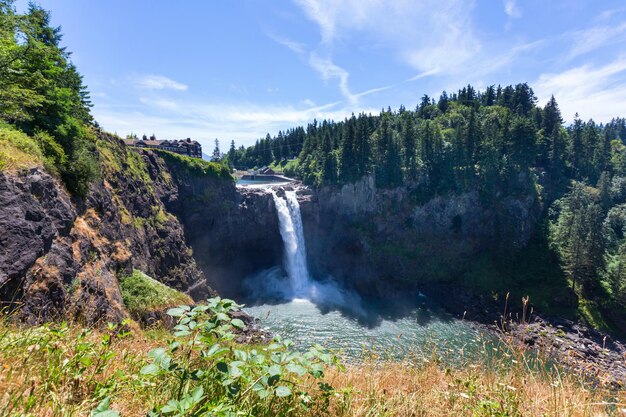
<box><xmin>119</xmin><ymin>270</ymin><xmax>192</xmax><ymax>318</ymax></box>
<box><xmin>33</xmin><ymin>129</ymin><xmax>66</xmax><ymax>174</ymax></box>
<box><xmin>0</xmin><ymin>121</ymin><xmax>43</xmax><ymax>170</ymax></box>
<box><xmin>155</xmin><ymin>149</ymin><xmax>233</xmax><ymax>181</ymax></box>
<box><xmin>549</xmin><ymin>182</ymin><xmax>606</xmax><ymax>296</ymax></box>
<box><xmin>0</xmin><ymin>320</ymin><xmax>131</xmax><ymax>416</ymax></box>
<box><xmin>0</xmin><ymin>1</ymin><xmax>98</xmax><ymax>194</ymax></box>
<box><xmin>138</xmin><ymin>297</ymin><xmax>341</xmax><ymax>416</ymax></box>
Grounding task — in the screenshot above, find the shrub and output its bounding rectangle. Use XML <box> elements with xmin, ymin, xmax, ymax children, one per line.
<box><xmin>34</xmin><ymin>130</ymin><xmax>67</xmax><ymax>175</ymax></box>
<box><xmin>0</xmin><ymin>122</ymin><xmax>44</xmax><ymax>170</ymax></box>
<box><xmin>119</xmin><ymin>270</ymin><xmax>192</xmax><ymax>318</ymax></box>
<box><xmin>155</xmin><ymin>150</ymin><xmax>233</xmax><ymax>181</ymax></box>
<box><xmin>138</xmin><ymin>297</ymin><xmax>341</xmax><ymax>416</ymax></box>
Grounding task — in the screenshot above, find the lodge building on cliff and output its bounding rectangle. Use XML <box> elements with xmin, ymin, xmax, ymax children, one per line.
<box><xmin>123</xmin><ymin>137</ymin><xmax>202</xmax><ymax>158</ymax></box>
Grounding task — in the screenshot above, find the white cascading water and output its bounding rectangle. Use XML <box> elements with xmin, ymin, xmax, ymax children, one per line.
<box><xmin>270</xmin><ymin>189</ymin><xmax>311</xmax><ymax>296</ymax></box>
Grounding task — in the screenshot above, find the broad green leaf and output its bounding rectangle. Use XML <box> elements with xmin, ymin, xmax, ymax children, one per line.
<box><xmin>91</xmin><ymin>397</ymin><xmax>120</xmax><ymax>417</ymax></box>
<box><xmin>166</xmin><ymin>307</ymin><xmax>187</xmax><ymax>317</ymax></box>
<box><xmin>275</xmin><ymin>386</ymin><xmax>292</xmax><ymax>397</ymax></box>
<box><xmin>286</xmin><ymin>363</ymin><xmax>306</xmax><ymax>376</ymax></box>
<box><xmin>231</xmin><ymin>318</ymin><xmax>245</xmax><ymax>329</ymax></box>
<box><xmin>140</xmin><ymin>364</ymin><xmax>160</xmax><ymax>376</ymax></box>
<box><xmin>147</xmin><ymin>348</ymin><xmax>167</xmax><ymax>359</ymax></box>
<box><xmin>268</xmin><ymin>365</ymin><xmax>282</xmax><ymax>377</ymax></box>
<box><xmin>190</xmin><ymin>386</ymin><xmax>204</xmax><ymax>403</ymax></box>
<box><xmin>233</xmin><ymin>349</ymin><xmax>247</xmax><ymax>362</ymax></box>
<box><xmin>161</xmin><ymin>400</ymin><xmax>179</xmax><ymax>413</ymax></box>
<box><xmin>229</xmin><ymin>365</ymin><xmax>243</xmax><ymax>378</ymax></box>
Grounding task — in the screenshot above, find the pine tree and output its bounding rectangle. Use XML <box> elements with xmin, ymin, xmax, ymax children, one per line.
<box><xmin>339</xmin><ymin>115</ymin><xmax>358</xmax><ymax>183</ymax></box>
<box><xmin>402</xmin><ymin>112</ymin><xmax>417</xmax><ymax>179</ymax></box>
<box><xmin>550</xmin><ymin>182</ymin><xmax>606</xmax><ymax>295</ymax></box>
<box><xmin>320</xmin><ymin>131</ymin><xmax>337</xmax><ymax>185</ymax></box>
<box><xmin>570</xmin><ymin>114</ymin><xmax>584</xmax><ymax>179</ymax></box>
<box><xmin>212</xmin><ymin>138</ymin><xmax>221</xmax><ymax>161</ymax></box>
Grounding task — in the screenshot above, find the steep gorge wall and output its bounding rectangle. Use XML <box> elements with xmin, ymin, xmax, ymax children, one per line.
<box><xmin>298</xmin><ymin>175</ymin><xmax>539</xmax><ymax>297</ymax></box>
<box><xmin>153</xmin><ymin>154</ymin><xmax>283</xmax><ymax>297</ymax></box>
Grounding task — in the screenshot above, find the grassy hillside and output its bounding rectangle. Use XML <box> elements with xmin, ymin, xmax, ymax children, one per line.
<box><xmin>120</xmin><ymin>270</ymin><xmax>193</xmax><ymax>319</ymax></box>
<box><xmin>0</xmin><ymin>123</ymin><xmax>44</xmax><ymax>171</ymax></box>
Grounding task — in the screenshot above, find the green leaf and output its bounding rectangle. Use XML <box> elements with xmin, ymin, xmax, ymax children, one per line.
<box><xmin>286</xmin><ymin>363</ymin><xmax>306</xmax><ymax>376</ymax></box>
<box><xmin>190</xmin><ymin>386</ymin><xmax>204</xmax><ymax>403</ymax></box>
<box><xmin>275</xmin><ymin>386</ymin><xmax>292</xmax><ymax>397</ymax></box>
<box><xmin>204</xmin><ymin>343</ymin><xmax>222</xmax><ymax>357</ymax></box>
<box><xmin>148</xmin><ymin>348</ymin><xmax>167</xmax><ymax>359</ymax></box>
<box><xmin>229</xmin><ymin>365</ymin><xmax>243</xmax><ymax>378</ymax></box>
<box><xmin>268</xmin><ymin>365</ymin><xmax>282</xmax><ymax>377</ymax></box>
<box><xmin>91</xmin><ymin>397</ymin><xmax>120</xmax><ymax>417</ymax></box>
<box><xmin>216</xmin><ymin>312</ymin><xmax>230</xmax><ymax>322</ymax></box>
<box><xmin>231</xmin><ymin>318</ymin><xmax>245</xmax><ymax>329</ymax></box>
<box><xmin>161</xmin><ymin>400</ymin><xmax>179</xmax><ymax>414</ymax></box>
<box><xmin>167</xmin><ymin>307</ymin><xmax>187</xmax><ymax>317</ymax></box>
<box><xmin>233</xmin><ymin>349</ymin><xmax>247</xmax><ymax>362</ymax></box>
<box><xmin>257</xmin><ymin>388</ymin><xmax>270</xmax><ymax>399</ymax></box>
<box><xmin>140</xmin><ymin>364</ymin><xmax>160</xmax><ymax>376</ymax></box>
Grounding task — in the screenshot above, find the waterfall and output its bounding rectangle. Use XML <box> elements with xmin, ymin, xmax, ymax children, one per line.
<box><xmin>245</xmin><ymin>187</ymin><xmax>363</xmax><ymax>315</ymax></box>
<box><xmin>271</xmin><ymin>190</ymin><xmax>311</xmax><ymax>296</ymax></box>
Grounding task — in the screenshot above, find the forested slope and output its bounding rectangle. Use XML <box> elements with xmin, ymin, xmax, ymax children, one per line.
<box><xmin>233</xmin><ymin>85</ymin><xmax>626</xmax><ymax>332</ymax></box>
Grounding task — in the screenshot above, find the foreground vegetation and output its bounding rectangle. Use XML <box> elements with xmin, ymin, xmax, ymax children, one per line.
<box><xmin>0</xmin><ymin>298</ymin><xmax>623</xmax><ymax>417</ymax></box>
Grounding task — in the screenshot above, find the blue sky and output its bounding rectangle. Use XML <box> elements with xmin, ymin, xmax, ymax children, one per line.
<box><xmin>15</xmin><ymin>0</ymin><xmax>626</xmax><ymax>149</ymax></box>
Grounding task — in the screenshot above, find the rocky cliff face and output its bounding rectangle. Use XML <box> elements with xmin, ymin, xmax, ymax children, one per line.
<box><xmin>0</xmin><ymin>133</ymin><xmax>284</xmax><ymax>323</ymax></box>
<box><xmin>154</xmin><ymin>156</ymin><xmax>283</xmax><ymax>298</ymax></box>
<box><xmin>298</xmin><ymin>175</ymin><xmax>538</xmax><ymax>297</ymax></box>
<box><xmin>0</xmin><ymin>135</ymin><xmax>205</xmax><ymax>324</ymax></box>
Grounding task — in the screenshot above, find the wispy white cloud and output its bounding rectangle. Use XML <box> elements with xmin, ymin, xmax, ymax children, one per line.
<box><xmin>308</xmin><ymin>52</ymin><xmax>356</xmax><ymax>103</ymax></box>
<box><xmin>535</xmin><ymin>57</ymin><xmax>626</xmax><ymax>121</ymax></box>
<box><xmin>267</xmin><ymin>33</ymin><xmax>307</xmax><ymax>55</ymax></box>
<box><xmin>135</xmin><ymin>74</ymin><xmax>188</xmax><ymax>91</ymax></box>
<box><xmin>295</xmin><ymin>0</ymin><xmax>479</xmax><ymax>76</ymax></box>
<box><xmin>566</xmin><ymin>22</ymin><xmax>626</xmax><ymax>61</ymax></box>
<box><xmin>93</xmin><ymin>96</ymin><xmax>378</xmax><ymax>148</ymax></box>
<box><xmin>504</xmin><ymin>0</ymin><xmax>521</xmax><ymax>18</ymax></box>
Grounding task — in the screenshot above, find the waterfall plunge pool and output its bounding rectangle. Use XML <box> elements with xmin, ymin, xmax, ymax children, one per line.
<box><xmin>241</xmin><ymin>189</ymin><xmax>495</xmax><ymax>363</ymax></box>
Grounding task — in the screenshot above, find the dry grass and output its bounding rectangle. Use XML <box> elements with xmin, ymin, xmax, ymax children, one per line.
<box><xmin>325</xmin><ymin>360</ymin><xmax>625</xmax><ymax>416</ymax></box>
<box><xmin>0</xmin><ymin>318</ymin><xmax>624</xmax><ymax>417</ymax></box>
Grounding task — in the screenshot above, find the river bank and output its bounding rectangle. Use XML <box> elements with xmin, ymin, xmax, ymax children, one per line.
<box><xmin>423</xmin><ymin>282</ymin><xmax>626</xmax><ymax>387</ymax></box>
